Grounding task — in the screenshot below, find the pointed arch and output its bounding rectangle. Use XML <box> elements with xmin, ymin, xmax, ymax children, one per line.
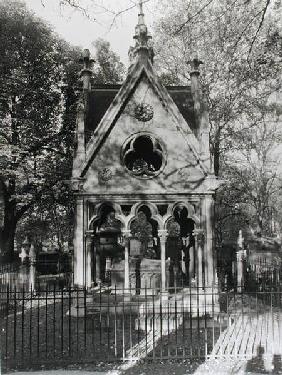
<box><xmin>88</xmin><ymin>201</ymin><xmax>125</xmax><ymax>230</ymax></box>
<box><xmin>128</xmin><ymin>201</ymin><xmax>164</xmax><ymax>230</ymax></box>
<box><xmin>164</xmin><ymin>201</ymin><xmax>200</xmax><ymax>230</ymax></box>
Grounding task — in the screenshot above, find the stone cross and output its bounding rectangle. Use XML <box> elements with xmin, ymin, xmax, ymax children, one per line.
<box><xmin>19</xmin><ymin>247</ymin><xmax>28</xmax><ymax>263</ymax></box>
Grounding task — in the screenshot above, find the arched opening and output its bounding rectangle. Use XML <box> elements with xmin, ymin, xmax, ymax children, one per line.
<box><xmin>130</xmin><ymin>204</ymin><xmax>160</xmax><ymax>259</ymax></box>
<box><xmin>166</xmin><ymin>205</ymin><xmax>195</xmax><ymax>287</ymax></box>
<box><xmin>91</xmin><ymin>203</ymin><xmax>124</xmax><ymax>285</ymax></box>
<box><xmin>129</xmin><ymin>204</ymin><xmax>161</xmax><ymax>294</ymax></box>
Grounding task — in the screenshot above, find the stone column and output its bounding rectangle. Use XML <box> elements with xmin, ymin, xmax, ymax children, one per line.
<box><xmin>85</xmin><ymin>231</ymin><xmax>93</xmax><ymax>289</ymax></box>
<box><xmin>93</xmin><ymin>235</ymin><xmax>101</xmax><ymax>285</ymax></box>
<box><xmin>237</xmin><ymin>230</ymin><xmax>246</xmax><ymax>292</ymax></box>
<box><xmin>29</xmin><ymin>243</ymin><xmax>36</xmax><ymax>291</ymax></box>
<box><xmin>122</xmin><ymin>229</ymin><xmax>131</xmax><ymax>297</ymax></box>
<box><xmin>188</xmin><ymin>245</ymin><xmax>194</xmax><ymax>283</ymax></box>
<box><xmin>73</xmin><ymin>198</ymin><xmax>85</xmax><ymax>286</ymax></box>
<box><xmin>202</xmin><ymin>195</ymin><xmax>215</xmax><ymax>287</ymax></box>
<box><xmin>158</xmin><ymin>229</ymin><xmax>168</xmax><ymax>298</ymax></box>
<box><xmin>194</xmin><ymin>229</ymin><xmax>205</xmax><ymax>288</ymax></box>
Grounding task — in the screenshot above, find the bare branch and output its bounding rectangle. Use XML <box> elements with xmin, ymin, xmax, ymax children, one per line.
<box><xmin>173</xmin><ymin>0</ymin><xmax>215</xmax><ymax>35</ymax></box>
<box><xmin>247</xmin><ymin>0</ymin><xmax>272</xmax><ymax>60</ymax></box>
<box><xmin>108</xmin><ymin>0</ymin><xmax>150</xmax><ymax>31</ymax></box>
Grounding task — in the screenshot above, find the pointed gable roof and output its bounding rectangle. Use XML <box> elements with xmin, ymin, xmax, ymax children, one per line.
<box><xmin>80</xmin><ymin>58</ymin><xmax>208</xmax><ymax>177</ymax></box>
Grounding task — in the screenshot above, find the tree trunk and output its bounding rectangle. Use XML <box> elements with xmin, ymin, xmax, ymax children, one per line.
<box><xmin>0</xmin><ymin>201</ymin><xmax>17</xmax><ymax>263</ymax></box>
<box><xmin>213</xmin><ymin>129</ymin><xmax>220</xmax><ymax>177</ymax></box>
<box><xmin>213</xmin><ymin>128</ymin><xmax>221</xmax><ymax>177</ymax></box>
<box><xmin>0</xmin><ymin>223</ymin><xmax>16</xmax><ymax>263</ymax></box>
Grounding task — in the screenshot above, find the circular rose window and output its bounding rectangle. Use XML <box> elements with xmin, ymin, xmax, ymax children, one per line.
<box><xmin>121</xmin><ymin>133</ymin><xmax>166</xmax><ymax>179</ymax></box>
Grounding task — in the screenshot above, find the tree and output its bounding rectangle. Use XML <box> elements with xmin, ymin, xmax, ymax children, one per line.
<box><xmin>0</xmin><ymin>1</ymin><xmax>126</xmax><ymax>262</ymax></box>
<box><xmin>154</xmin><ymin>0</ymin><xmax>282</xmax><ymax>175</ymax></box>
<box><xmin>13</xmin><ymin>36</ymin><xmax>125</xmax><ymax>254</ymax></box>
<box><xmin>92</xmin><ymin>38</ymin><xmax>125</xmax><ymax>84</ymax></box>
<box><xmin>215</xmin><ymin>112</ymin><xmax>282</xmax><ymax>248</ymax></box>
<box><xmin>153</xmin><ymin>0</ymin><xmax>282</xmax><ymax>243</ymax></box>
<box><xmin>0</xmin><ymin>0</ymin><xmax>81</xmax><ymax>261</ymax></box>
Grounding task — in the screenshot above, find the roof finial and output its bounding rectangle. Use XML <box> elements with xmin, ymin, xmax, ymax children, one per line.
<box><xmin>135</xmin><ymin>0</ymin><xmax>148</xmax><ymax>43</ymax></box>
<box><xmin>79</xmin><ymin>49</ymin><xmax>94</xmax><ymax>91</ymax></box>
<box><xmin>139</xmin><ymin>0</ymin><xmax>144</xmax><ymax>15</ymax></box>
<box><xmin>128</xmin><ymin>0</ymin><xmax>154</xmax><ymax>65</ymax></box>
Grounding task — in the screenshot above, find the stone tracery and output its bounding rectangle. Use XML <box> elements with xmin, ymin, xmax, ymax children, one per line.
<box><xmin>122</xmin><ymin>134</ymin><xmax>165</xmax><ymax>178</ymax></box>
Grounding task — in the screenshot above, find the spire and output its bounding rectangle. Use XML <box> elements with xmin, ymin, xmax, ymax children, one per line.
<box><xmin>129</xmin><ymin>0</ymin><xmax>154</xmax><ymax>65</ymax></box>
<box><xmin>135</xmin><ymin>0</ymin><xmax>146</xmax><ymax>38</ymax></box>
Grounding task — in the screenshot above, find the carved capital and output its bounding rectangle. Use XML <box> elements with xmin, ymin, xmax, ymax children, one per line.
<box><xmin>122</xmin><ymin>229</ymin><xmax>131</xmax><ymax>246</ymax></box>
<box><xmin>122</xmin><ymin>229</ymin><xmax>131</xmax><ymax>238</ymax></box>
<box><xmin>158</xmin><ymin>229</ymin><xmax>168</xmax><ymax>243</ymax></box>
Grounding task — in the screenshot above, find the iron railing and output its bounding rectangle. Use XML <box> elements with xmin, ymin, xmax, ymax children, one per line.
<box><xmin>1</xmin><ymin>285</ymin><xmax>282</xmax><ymax>372</ymax></box>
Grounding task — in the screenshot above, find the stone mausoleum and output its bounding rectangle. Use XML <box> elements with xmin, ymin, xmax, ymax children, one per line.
<box><xmin>71</xmin><ymin>3</ymin><xmax>222</xmax><ymax>296</ymax></box>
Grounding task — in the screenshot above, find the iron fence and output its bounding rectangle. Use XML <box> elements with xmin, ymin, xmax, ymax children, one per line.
<box><xmin>0</xmin><ymin>262</ymin><xmax>73</xmax><ymax>292</ymax></box>
<box><xmin>217</xmin><ymin>259</ymin><xmax>282</xmax><ymax>292</ymax></box>
<box><xmin>1</xmin><ymin>285</ymin><xmax>282</xmax><ymax>372</ymax></box>
<box><xmin>245</xmin><ymin>262</ymin><xmax>282</xmax><ymax>291</ymax></box>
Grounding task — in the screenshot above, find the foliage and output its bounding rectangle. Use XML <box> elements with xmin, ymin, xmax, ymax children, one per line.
<box><xmin>0</xmin><ymin>0</ymin><xmax>126</xmax><ymax>260</ymax></box>
<box><xmin>153</xmin><ymin>0</ymin><xmax>282</xmax><ymax>239</ymax></box>
<box><xmin>0</xmin><ymin>0</ymin><xmax>81</xmax><ymax>260</ymax></box>
<box><xmin>92</xmin><ymin>38</ymin><xmax>125</xmax><ymax>84</ymax></box>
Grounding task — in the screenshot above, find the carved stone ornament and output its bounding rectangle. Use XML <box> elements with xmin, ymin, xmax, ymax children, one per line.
<box><xmin>71</xmin><ymin>178</ymin><xmax>85</xmax><ymax>191</ymax></box>
<box><xmin>134</xmin><ymin>103</ymin><xmax>154</xmax><ymax>122</ymax></box>
<box><xmin>98</xmin><ymin>167</ymin><xmax>113</xmax><ymax>182</ymax></box>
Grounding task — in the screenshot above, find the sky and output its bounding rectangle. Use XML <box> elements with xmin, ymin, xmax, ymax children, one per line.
<box><xmin>24</xmin><ymin>0</ymin><xmax>159</xmax><ymax>66</ymax></box>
